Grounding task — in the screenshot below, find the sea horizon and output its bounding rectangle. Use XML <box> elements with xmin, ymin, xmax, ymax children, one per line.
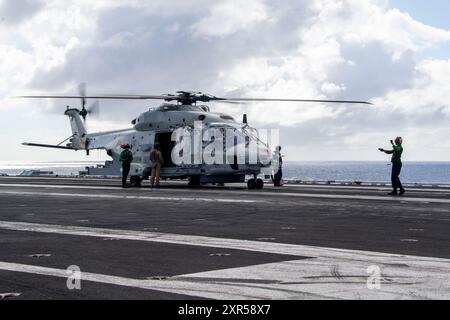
<box><xmin>1</xmin><ymin>160</ymin><xmax>449</xmax><ymax>184</ymax></box>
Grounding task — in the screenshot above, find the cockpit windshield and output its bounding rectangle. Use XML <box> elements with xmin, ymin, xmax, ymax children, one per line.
<box><xmin>242</xmin><ymin>126</ymin><xmax>269</xmax><ymax>147</ymax></box>
<box><xmin>207</xmin><ymin>123</ymin><xmax>269</xmax><ymax>147</ymax></box>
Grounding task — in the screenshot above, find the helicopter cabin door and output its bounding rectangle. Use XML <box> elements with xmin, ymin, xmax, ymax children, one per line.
<box><xmin>155</xmin><ymin>132</ymin><xmax>176</xmax><ymax>167</ymax></box>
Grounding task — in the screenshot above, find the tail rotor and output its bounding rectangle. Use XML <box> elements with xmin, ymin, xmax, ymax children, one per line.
<box><xmin>77</xmin><ymin>83</ymin><xmax>100</xmax><ymax>124</ymax></box>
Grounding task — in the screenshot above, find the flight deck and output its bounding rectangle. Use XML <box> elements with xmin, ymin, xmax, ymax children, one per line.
<box><xmin>0</xmin><ymin>176</ymin><xmax>449</xmax><ymax>300</ymax></box>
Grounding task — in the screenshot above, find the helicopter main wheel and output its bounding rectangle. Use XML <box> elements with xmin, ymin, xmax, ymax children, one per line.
<box><xmin>247</xmin><ymin>178</ymin><xmax>256</xmax><ymax>190</ymax></box>
<box><xmin>256</xmin><ymin>178</ymin><xmax>264</xmax><ymax>190</ymax></box>
<box><xmin>188</xmin><ymin>176</ymin><xmax>201</xmax><ymax>187</ymax></box>
<box><xmin>130</xmin><ymin>176</ymin><xmax>141</xmax><ymax>188</ymax></box>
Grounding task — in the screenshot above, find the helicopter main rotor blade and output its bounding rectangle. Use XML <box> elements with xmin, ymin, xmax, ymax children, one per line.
<box><xmin>19</xmin><ymin>95</ymin><xmax>170</xmax><ymax>100</ymax></box>
<box><xmin>211</xmin><ymin>100</ymin><xmax>247</xmax><ymax>105</ymax></box>
<box><xmin>219</xmin><ymin>98</ymin><xmax>373</xmax><ymax>105</ymax></box>
<box><xmin>19</xmin><ymin>94</ymin><xmax>372</xmax><ymax>105</ymax></box>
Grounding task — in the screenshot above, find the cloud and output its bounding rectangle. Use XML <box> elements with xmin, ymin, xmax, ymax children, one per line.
<box><xmin>0</xmin><ymin>0</ymin><xmax>44</xmax><ymax>26</ymax></box>
<box><xmin>1</xmin><ymin>0</ymin><xmax>450</xmax><ymax>161</ymax></box>
<box><xmin>190</xmin><ymin>0</ymin><xmax>269</xmax><ymax>38</ymax></box>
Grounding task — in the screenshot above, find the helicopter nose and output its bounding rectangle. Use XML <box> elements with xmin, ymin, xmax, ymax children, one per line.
<box><xmin>256</xmin><ymin>145</ymin><xmax>271</xmax><ymax>166</ymax></box>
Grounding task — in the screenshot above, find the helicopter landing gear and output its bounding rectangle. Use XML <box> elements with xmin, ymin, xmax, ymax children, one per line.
<box><xmin>247</xmin><ymin>179</ymin><xmax>256</xmax><ymax>190</ymax></box>
<box><xmin>256</xmin><ymin>178</ymin><xmax>264</xmax><ymax>190</ymax></box>
<box><xmin>188</xmin><ymin>176</ymin><xmax>201</xmax><ymax>187</ymax></box>
<box><xmin>247</xmin><ymin>177</ymin><xmax>264</xmax><ymax>190</ymax></box>
<box><xmin>130</xmin><ymin>176</ymin><xmax>141</xmax><ymax>188</ymax></box>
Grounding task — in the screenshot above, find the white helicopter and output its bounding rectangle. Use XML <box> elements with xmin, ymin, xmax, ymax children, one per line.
<box><xmin>21</xmin><ymin>87</ymin><xmax>370</xmax><ymax>189</ymax></box>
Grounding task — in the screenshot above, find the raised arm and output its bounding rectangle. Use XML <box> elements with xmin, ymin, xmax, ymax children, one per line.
<box><xmin>378</xmin><ymin>147</ymin><xmax>393</xmax><ymax>154</ymax></box>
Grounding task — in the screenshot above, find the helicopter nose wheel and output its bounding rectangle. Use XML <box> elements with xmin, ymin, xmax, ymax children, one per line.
<box><xmin>130</xmin><ymin>176</ymin><xmax>141</xmax><ymax>188</ymax></box>
<box><xmin>188</xmin><ymin>176</ymin><xmax>201</xmax><ymax>187</ymax></box>
<box><xmin>247</xmin><ymin>178</ymin><xmax>264</xmax><ymax>190</ymax></box>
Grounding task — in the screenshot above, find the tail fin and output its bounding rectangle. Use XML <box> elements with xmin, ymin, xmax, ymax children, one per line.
<box><xmin>64</xmin><ymin>108</ymin><xmax>87</xmax><ymax>150</ymax></box>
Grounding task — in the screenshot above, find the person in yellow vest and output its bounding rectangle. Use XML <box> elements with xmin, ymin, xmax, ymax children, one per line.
<box><xmin>149</xmin><ymin>143</ymin><xmax>164</xmax><ymax>187</ymax></box>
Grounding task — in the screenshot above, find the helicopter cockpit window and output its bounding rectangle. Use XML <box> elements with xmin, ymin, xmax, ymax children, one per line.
<box><xmin>220</xmin><ymin>114</ymin><xmax>235</xmax><ymax>121</ymax></box>
<box><xmin>202</xmin><ymin>126</ymin><xmax>225</xmax><ymax>142</ymax></box>
<box><xmin>207</xmin><ymin>123</ymin><xmax>247</xmax><ymax>145</ymax></box>
<box><xmin>242</xmin><ymin>126</ymin><xmax>269</xmax><ymax>147</ymax></box>
<box><xmin>157</xmin><ymin>105</ymin><xmax>206</xmax><ymax>112</ymax></box>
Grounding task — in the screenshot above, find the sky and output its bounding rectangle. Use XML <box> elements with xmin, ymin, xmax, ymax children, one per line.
<box><xmin>0</xmin><ymin>0</ymin><xmax>449</xmax><ymax>162</ymax></box>
<box><xmin>389</xmin><ymin>0</ymin><xmax>450</xmax><ymax>30</ymax></box>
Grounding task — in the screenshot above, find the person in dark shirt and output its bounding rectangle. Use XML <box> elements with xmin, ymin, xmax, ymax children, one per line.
<box><xmin>379</xmin><ymin>137</ymin><xmax>405</xmax><ymax>196</ymax></box>
<box><xmin>119</xmin><ymin>144</ymin><xmax>133</xmax><ymax>188</ymax></box>
<box><xmin>273</xmin><ymin>146</ymin><xmax>283</xmax><ymax>187</ymax></box>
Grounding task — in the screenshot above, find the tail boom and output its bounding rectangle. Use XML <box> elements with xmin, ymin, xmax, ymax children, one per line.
<box><xmin>64</xmin><ymin>108</ymin><xmax>88</xmax><ymax>150</ymax></box>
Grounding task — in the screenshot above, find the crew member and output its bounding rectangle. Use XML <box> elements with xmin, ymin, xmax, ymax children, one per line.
<box><xmin>150</xmin><ymin>143</ymin><xmax>164</xmax><ymax>187</ymax></box>
<box><xmin>119</xmin><ymin>144</ymin><xmax>133</xmax><ymax>188</ymax></box>
<box><xmin>273</xmin><ymin>146</ymin><xmax>283</xmax><ymax>187</ymax></box>
<box><xmin>379</xmin><ymin>137</ymin><xmax>405</xmax><ymax>196</ymax></box>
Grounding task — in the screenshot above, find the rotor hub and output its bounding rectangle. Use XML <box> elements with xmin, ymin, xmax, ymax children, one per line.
<box><xmin>162</xmin><ymin>91</ymin><xmax>222</xmax><ymax>105</ymax></box>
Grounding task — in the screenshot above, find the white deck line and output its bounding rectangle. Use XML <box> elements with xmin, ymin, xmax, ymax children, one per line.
<box><xmin>2</xmin><ymin>182</ymin><xmax>450</xmax><ymax>193</ymax></box>
<box><xmin>0</xmin><ymin>220</ymin><xmax>448</xmax><ymax>263</ymax></box>
<box><xmin>0</xmin><ymin>183</ymin><xmax>449</xmax><ymax>204</ymax></box>
<box><xmin>0</xmin><ymin>220</ymin><xmax>449</xmax><ymax>300</ymax></box>
<box><xmin>0</xmin><ymin>190</ymin><xmax>262</xmax><ymax>204</ymax></box>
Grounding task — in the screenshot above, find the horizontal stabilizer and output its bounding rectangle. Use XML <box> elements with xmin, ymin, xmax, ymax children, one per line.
<box><xmin>22</xmin><ymin>143</ymin><xmax>75</xmax><ymax>150</ymax></box>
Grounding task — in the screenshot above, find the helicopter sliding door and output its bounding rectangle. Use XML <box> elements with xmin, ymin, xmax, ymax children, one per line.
<box><xmin>155</xmin><ymin>132</ymin><xmax>176</xmax><ymax>167</ymax></box>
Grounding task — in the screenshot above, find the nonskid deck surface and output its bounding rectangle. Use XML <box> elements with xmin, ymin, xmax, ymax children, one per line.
<box><xmin>0</xmin><ymin>177</ymin><xmax>449</xmax><ymax>300</ymax></box>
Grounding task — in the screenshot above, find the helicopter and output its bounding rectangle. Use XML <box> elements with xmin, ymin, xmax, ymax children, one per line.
<box><xmin>20</xmin><ymin>87</ymin><xmax>371</xmax><ymax>189</ymax></box>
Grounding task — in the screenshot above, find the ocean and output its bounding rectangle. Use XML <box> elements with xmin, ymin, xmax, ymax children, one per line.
<box><xmin>283</xmin><ymin>161</ymin><xmax>450</xmax><ymax>184</ymax></box>
<box><xmin>1</xmin><ymin>161</ymin><xmax>449</xmax><ymax>184</ymax></box>
<box><xmin>0</xmin><ymin>161</ymin><xmax>103</xmax><ymax>177</ymax></box>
